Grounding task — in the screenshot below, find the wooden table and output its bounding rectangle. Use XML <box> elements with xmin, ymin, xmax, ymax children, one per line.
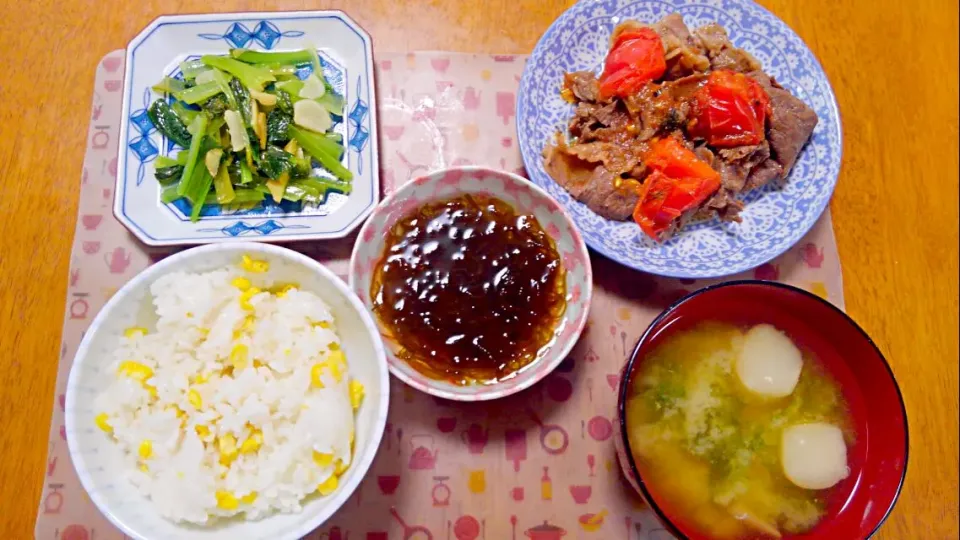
<box><xmin>1</xmin><ymin>1</ymin><xmax>956</xmax><ymax>538</ymax></box>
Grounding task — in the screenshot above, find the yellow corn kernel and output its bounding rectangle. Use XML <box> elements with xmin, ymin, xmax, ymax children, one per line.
<box><xmin>218</xmin><ymin>434</ymin><xmax>238</xmax><ymax>466</ymax></box>
<box><xmin>216</xmin><ymin>490</ymin><xmax>239</xmax><ymax>510</ymax></box>
<box><xmin>330</xmin><ymin>358</ymin><xmax>344</xmax><ymax>383</ymax></box>
<box><xmin>241</xmin><ymin>492</ymin><xmax>258</xmax><ymax>505</ymax></box>
<box><xmin>328</xmin><ymin>349</ymin><xmax>346</xmax><ymax>363</ymax></box>
<box><xmin>312</xmin><ymin>357</ymin><xmax>343</xmax><ymax>387</ymax></box>
<box><xmin>124</xmin><ymin>327</ymin><xmax>148</xmax><ymax>338</ymax></box>
<box><xmin>329</xmin><ymin>361</ymin><xmax>343</xmax><ymax>383</ymax></box>
<box><xmin>117</xmin><ymin>361</ymin><xmax>154</xmax><ymax>382</ymax></box>
<box><xmin>241</xmin><ymin>255</ymin><xmax>269</xmax><ymax>273</ymax></box>
<box><xmin>231</xmin><ymin>276</ymin><xmax>252</xmax><ymax>291</ymax></box>
<box><xmin>334</xmin><ymin>458</ymin><xmax>348</xmax><ymax>476</ymax></box>
<box><xmin>195</xmin><ymin>424</ymin><xmax>211</xmax><ymax>439</ymax></box>
<box><xmin>313</xmin><ymin>451</ymin><xmax>334</xmax><ymax>468</ymax></box>
<box><xmin>349</xmin><ymin>380</ymin><xmax>365</xmax><ymax>410</ymax></box>
<box><xmin>316</xmin><ymin>474</ymin><xmax>338</xmax><ymax>496</ymax></box>
<box><xmin>218</xmin><ymin>434</ymin><xmax>237</xmax><ymax>454</ymax></box>
<box><xmin>167</xmin><ymin>405</ymin><xmax>185</xmax><ymax>419</ymax></box>
<box><xmin>230</xmin><ymin>344</ymin><xmax>249</xmax><ymax>370</ymax></box>
<box><xmin>233</xmin><ymin>316</ymin><xmax>255</xmax><ymax>340</ymax></box>
<box><xmin>274</xmin><ymin>283</ymin><xmax>298</xmax><ymax>297</ymax></box>
<box><xmin>314</xmin><ymin>320</ymin><xmax>331</xmax><ymax>329</ymax></box>
<box><xmin>187</xmin><ymin>389</ymin><xmax>202</xmax><ymax>409</ymax></box>
<box><xmin>239</xmin><ymin>287</ymin><xmax>261</xmax><ymax>311</ymax></box>
<box><xmin>138</xmin><ymin>440</ymin><xmax>153</xmax><ymax>460</ymax></box>
<box><xmin>328</xmin><ymin>342</ymin><xmax>340</xmax><ymax>351</ymax></box>
<box><xmin>310</xmin><ymin>363</ymin><xmax>326</xmax><ymax>389</ymax></box>
<box><xmin>95</xmin><ymin>413</ymin><xmax>112</xmax><ymax>434</ymax></box>
<box><xmin>328</xmin><ymin>349</ymin><xmax>346</xmax><ymax>368</ymax></box>
<box><xmin>240</xmin><ymin>431</ymin><xmax>262</xmax><ymax>454</ymax></box>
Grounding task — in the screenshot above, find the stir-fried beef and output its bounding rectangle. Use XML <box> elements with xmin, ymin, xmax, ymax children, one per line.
<box><xmin>651</xmin><ymin>14</ymin><xmax>712</xmax><ymax>80</ymax></box>
<box><xmin>544</xmin><ymin>143</ymin><xmax>639</xmax><ymax>220</ymax></box>
<box><xmin>748</xmin><ymin>72</ymin><xmax>819</xmax><ymax>175</ymax></box>
<box><xmin>694</xmin><ymin>24</ymin><xmax>762</xmax><ymax>73</ymax></box>
<box><xmin>565</xmin><ymin>71</ymin><xmax>600</xmax><ymax>102</ymax></box>
<box><xmin>545</xmin><ymin>14</ymin><xmax>818</xmax><ymax>237</ymax></box>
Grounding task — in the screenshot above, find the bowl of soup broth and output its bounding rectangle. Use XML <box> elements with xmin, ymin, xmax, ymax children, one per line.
<box><xmin>614</xmin><ymin>281</ymin><xmax>907</xmax><ymax>540</ymax></box>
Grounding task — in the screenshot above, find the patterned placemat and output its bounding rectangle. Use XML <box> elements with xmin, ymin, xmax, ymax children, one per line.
<box><xmin>35</xmin><ymin>50</ymin><xmax>844</xmax><ymax>540</ymax></box>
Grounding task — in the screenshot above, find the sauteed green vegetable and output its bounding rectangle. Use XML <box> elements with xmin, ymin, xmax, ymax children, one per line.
<box><xmin>147</xmin><ymin>48</ymin><xmax>351</xmax><ymax>221</ymax></box>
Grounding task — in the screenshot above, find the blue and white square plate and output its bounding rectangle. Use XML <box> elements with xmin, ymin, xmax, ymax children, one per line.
<box><xmin>517</xmin><ymin>0</ymin><xmax>842</xmax><ymax>278</ymax></box>
<box><xmin>116</xmin><ymin>11</ymin><xmax>379</xmax><ymax>246</ymax></box>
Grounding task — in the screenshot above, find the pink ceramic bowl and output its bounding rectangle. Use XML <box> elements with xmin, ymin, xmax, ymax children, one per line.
<box><xmin>349</xmin><ymin>166</ymin><xmax>592</xmax><ymax>401</ymax></box>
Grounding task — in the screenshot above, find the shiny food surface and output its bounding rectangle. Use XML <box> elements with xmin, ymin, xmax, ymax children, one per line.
<box><xmin>1</xmin><ymin>2</ymin><xmax>956</xmax><ymax>538</ymax></box>
<box><xmin>371</xmin><ymin>194</ymin><xmax>566</xmax><ymax>385</ymax></box>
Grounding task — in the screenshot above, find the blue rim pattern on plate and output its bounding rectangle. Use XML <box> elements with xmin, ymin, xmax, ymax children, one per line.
<box><xmin>517</xmin><ymin>0</ymin><xmax>842</xmax><ymax>278</ymax></box>
<box><xmin>198</xmin><ymin>20</ymin><xmax>305</xmax><ymax>48</ymax></box>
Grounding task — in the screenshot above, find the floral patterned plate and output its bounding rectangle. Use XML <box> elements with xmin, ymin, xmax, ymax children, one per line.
<box><xmin>517</xmin><ymin>0</ymin><xmax>842</xmax><ymax>278</ymax></box>
<box><xmin>349</xmin><ymin>167</ymin><xmax>593</xmax><ymax>401</ymax></box>
<box><xmin>116</xmin><ymin>11</ymin><xmax>379</xmax><ymax>246</ymax></box>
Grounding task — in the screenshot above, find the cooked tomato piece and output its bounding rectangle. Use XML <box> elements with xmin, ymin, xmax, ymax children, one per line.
<box><xmin>633</xmin><ymin>138</ymin><xmax>721</xmax><ymax>239</ymax></box>
<box><xmin>689</xmin><ymin>69</ymin><xmax>771</xmax><ymax>147</ymax></box>
<box><xmin>644</xmin><ymin>137</ymin><xmax>721</xmax><ymax>180</ymax></box>
<box><xmin>598</xmin><ymin>27</ymin><xmax>666</xmax><ymax>100</ymax></box>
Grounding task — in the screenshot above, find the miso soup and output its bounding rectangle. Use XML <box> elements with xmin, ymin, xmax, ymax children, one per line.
<box><xmin>625</xmin><ymin>323</ymin><xmax>853</xmax><ymax>539</ymax></box>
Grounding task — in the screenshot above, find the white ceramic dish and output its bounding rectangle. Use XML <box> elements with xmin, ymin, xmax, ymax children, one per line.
<box><xmin>64</xmin><ymin>243</ymin><xmax>389</xmax><ymax>540</ymax></box>
<box><xmin>116</xmin><ymin>11</ymin><xmax>379</xmax><ymax>246</ymax></box>
<box><xmin>349</xmin><ymin>167</ymin><xmax>593</xmax><ymax>401</ymax></box>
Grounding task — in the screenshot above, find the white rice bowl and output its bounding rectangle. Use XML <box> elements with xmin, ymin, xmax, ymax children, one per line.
<box><xmin>66</xmin><ymin>243</ymin><xmax>389</xmax><ymax>540</ymax></box>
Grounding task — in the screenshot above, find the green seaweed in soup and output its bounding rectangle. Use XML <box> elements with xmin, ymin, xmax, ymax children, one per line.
<box><xmin>625</xmin><ymin>323</ymin><xmax>853</xmax><ymax>539</ymax></box>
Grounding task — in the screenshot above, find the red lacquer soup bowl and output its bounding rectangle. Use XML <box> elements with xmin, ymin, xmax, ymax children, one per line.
<box><xmin>614</xmin><ymin>281</ymin><xmax>908</xmax><ymax>540</ymax></box>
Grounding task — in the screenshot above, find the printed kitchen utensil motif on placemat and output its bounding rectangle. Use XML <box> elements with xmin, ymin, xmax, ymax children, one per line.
<box><xmin>35</xmin><ymin>50</ymin><xmax>844</xmax><ymax>540</ymax></box>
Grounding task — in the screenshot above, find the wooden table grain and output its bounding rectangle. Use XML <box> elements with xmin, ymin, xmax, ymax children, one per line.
<box><xmin>1</xmin><ymin>1</ymin><xmax>956</xmax><ymax>538</ymax></box>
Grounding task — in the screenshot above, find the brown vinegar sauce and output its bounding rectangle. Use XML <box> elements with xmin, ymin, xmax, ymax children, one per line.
<box><xmin>370</xmin><ymin>194</ymin><xmax>567</xmax><ymax>385</ymax></box>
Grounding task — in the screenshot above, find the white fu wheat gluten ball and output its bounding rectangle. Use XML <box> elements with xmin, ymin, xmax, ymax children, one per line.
<box><xmin>736</xmin><ymin>324</ymin><xmax>803</xmax><ymax>398</ymax></box>
<box><xmin>781</xmin><ymin>423</ymin><xmax>850</xmax><ymax>490</ymax></box>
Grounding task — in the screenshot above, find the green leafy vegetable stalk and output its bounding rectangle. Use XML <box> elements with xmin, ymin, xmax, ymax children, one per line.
<box><xmin>229</xmin><ymin>48</ymin><xmax>315</xmax><ymax>65</ymax></box>
<box><xmin>148</xmin><ymin>49</ymin><xmax>352</xmax><ymax>213</ymax></box>
<box><xmin>147</xmin><ymin>100</ymin><xmax>192</xmax><ymax>148</ymax></box>
<box><xmin>200</xmin><ymin>55</ymin><xmax>275</xmax><ymax>91</ymax></box>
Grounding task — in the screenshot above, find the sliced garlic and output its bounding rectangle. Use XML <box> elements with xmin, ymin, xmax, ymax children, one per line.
<box><xmin>204</xmin><ymin>148</ymin><xmax>223</xmax><ymax>178</ymax></box>
<box><xmin>223</xmin><ymin>110</ymin><xmax>249</xmax><ymax>152</ymax></box>
<box><xmin>299</xmin><ymin>74</ymin><xmax>326</xmax><ymax>99</ymax></box>
<box><xmin>293</xmin><ymin>100</ymin><xmax>333</xmax><ymax>133</ymax></box>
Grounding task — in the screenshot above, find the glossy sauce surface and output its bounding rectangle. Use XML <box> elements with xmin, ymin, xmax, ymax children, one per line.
<box><xmin>371</xmin><ymin>194</ymin><xmax>566</xmax><ymax>384</ymax></box>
